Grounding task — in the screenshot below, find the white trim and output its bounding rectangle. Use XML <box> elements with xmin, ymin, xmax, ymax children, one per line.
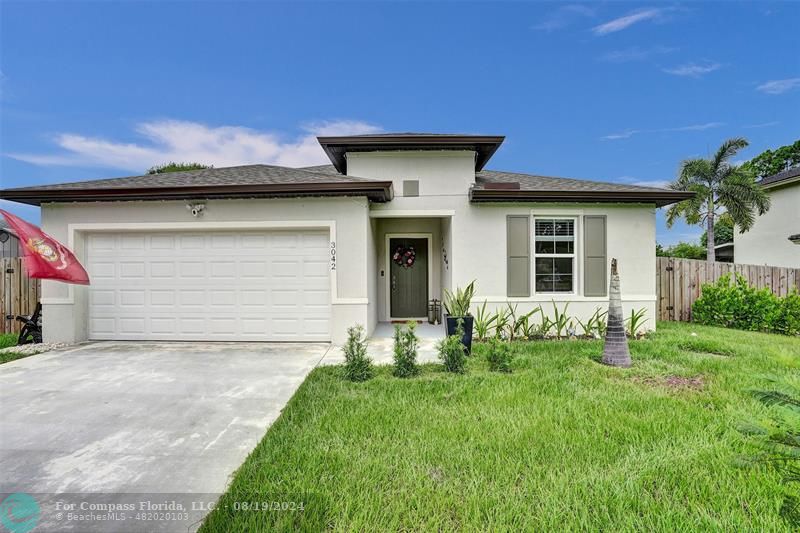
<box><xmin>531</xmin><ymin>215</ymin><xmax>579</xmax><ymax>296</ymax></box>
<box><xmin>384</xmin><ymin>232</ymin><xmax>433</xmax><ymax>321</ymax></box>
<box><xmin>52</xmin><ymin>220</ymin><xmax>353</xmax><ymax>305</ymax></box>
<box><xmin>369</xmin><ymin>210</ymin><xmax>455</xmax><ymax>219</ymax></box>
<box><xmin>478</xmin><ymin>295</ymin><xmax>656</xmax><ymax>303</ymax></box>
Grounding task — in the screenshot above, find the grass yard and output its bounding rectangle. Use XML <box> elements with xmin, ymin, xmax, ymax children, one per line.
<box><xmin>201</xmin><ymin>322</ymin><xmax>800</xmax><ymax>531</ymax></box>
<box><xmin>0</xmin><ymin>332</ymin><xmax>30</xmax><ymax>364</ymax></box>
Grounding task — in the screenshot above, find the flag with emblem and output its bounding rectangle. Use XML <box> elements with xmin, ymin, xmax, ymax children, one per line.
<box><xmin>0</xmin><ymin>209</ymin><xmax>90</xmax><ymax>285</ymax></box>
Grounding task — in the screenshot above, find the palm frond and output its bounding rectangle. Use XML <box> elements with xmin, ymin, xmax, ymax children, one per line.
<box><xmin>751</xmin><ymin>390</ymin><xmax>800</xmax><ymax>410</ymax></box>
<box><xmin>718</xmin><ymin>170</ymin><xmax>771</xmax><ymax>231</ymax></box>
<box><xmin>712</xmin><ymin>137</ymin><xmax>749</xmax><ymax>171</ymax></box>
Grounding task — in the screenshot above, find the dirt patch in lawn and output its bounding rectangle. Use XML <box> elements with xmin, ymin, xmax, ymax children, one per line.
<box><xmin>632</xmin><ymin>375</ymin><xmax>706</xmax><ymax>391</ymax></box>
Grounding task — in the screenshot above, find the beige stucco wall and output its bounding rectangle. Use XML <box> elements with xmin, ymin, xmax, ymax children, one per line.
<box><xmin>371</xmin><ymin>194</ymin><xmax>657</xmax><ymax>331</ymax></box>
<box><xmin>40</xmin><ymin>197</ymin><xmax>371</xmax><ymax>344</ymax></box>
<box><xmin>347</xmin><ymin>151</ymin><xmax>475</xmax><ymax>196</ymax></box>
<box><xmin>734</xmin><ymin>182</ymin><xmax>800</xmax><ymax>268</ymax></box>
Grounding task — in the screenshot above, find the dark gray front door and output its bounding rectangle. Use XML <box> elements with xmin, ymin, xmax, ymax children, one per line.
<box><xmin>390</xmin><ymin>237</ymin><xmax>428</xmax><ymax>318</ymax></box>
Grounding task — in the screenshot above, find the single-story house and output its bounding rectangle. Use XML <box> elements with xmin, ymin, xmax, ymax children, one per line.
<box><xmin>0</xmin><ymin>133</ymin><xmax>692</xmax><ymax>344</ymax></box>
<box><xmin>734</xmin><ymin>166</ymin><xmax>800</xmax><ymax>268</ymax></box>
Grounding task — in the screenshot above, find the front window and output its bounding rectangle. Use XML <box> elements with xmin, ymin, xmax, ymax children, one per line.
<box><xmin>534</xmin><ymin>218</ymin><xmax>575</xmax><ymax>293</ymax></box>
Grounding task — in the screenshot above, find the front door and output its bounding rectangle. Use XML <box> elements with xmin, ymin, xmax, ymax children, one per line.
<box><xmin>390</xmin><ymin>237</ymin><xmax>428</xmax><ymax>318</ymax></box>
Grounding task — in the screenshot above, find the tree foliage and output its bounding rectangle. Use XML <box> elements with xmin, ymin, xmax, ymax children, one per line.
<box><xmin>656</xmin><ymin>242</ymin><xmax>706</xmax><ymax>260</ymax></box>
<box><xmin>701</xmin><ymin>212</ymin><xmax>734</xmax><ymax>247</ymax></box>
<box><xmin>740</xmin><ymin>139</ymin><xmax>800</xmax><ymax>179</ymax></box>
<box><xmin>666</xmin><ymin>137</ymin><xmax>770</xmax><ymax>261</ymax></box>
<box><xmin>146</xmin><ymin>162</ymin><xmax>210</xmax><ymax>174</ymax></box>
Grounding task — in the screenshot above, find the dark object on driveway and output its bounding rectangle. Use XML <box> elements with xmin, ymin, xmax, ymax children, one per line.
<box><xmin>15</xmin><ymin>303</ymin><xmax>42</xmax><ymax>345</ymax></box>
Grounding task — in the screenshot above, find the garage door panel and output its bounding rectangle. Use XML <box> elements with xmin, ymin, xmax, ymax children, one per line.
<box><xmin>88</xmin><ymin>230</ymin><xmax>331</xmax><ymax>341</ymax></box>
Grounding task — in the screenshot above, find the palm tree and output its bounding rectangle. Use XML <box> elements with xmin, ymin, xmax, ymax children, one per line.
<box><xmin>666</xmin><ymin>137</ymin><xmax>770</xmax><ymax>262</ymax></box>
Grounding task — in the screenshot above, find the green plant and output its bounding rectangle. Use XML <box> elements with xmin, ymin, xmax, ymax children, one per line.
<box><xmin>741</xmin><ymin>381</ymin><xmax>800</xmax><ymax>527</ymax></box>
<box><xmin>493</xmin><ymin>306</ymin><xmax>511</xmax><ymax>340</ymax></box>
<box><xmin>393</xmin><ymin>321</ymin><xmax>420</xmax><ymax>378</ymax></box>
<box><xmin>474</xmin><ymin>300</ymin><xmax>498</xmax><ymax>341</ymax></box>
<box><xmin>505</xmin><ymin>303</ymin><xmax>539</xmax><ymax>341</ymax></box>
<box><xmin>438</xmin><ymin>319</ymin><xmax>467</xmax><ymax>373</ymax></box>
<box><xmin>443</xmin><ymin>280</ymin><xmax>476</xmax><ymax>317</ymax></box>
<box><xmin>692</xmin><ymin>274</ymin><xmax>798</xmax><ymax>335</ymax></box>
<box><xmin>342</xmin><ymin>325</ymin><xmax>374</xmax><ymax>382</ymax></box>
<box><xmin>549</xmin><ymin>301</ymin><xmax>571</xmax><ymax>339</ymax></box>
<box><xmin>775</xmin><ymin>291</ymin><xmax>800</xmax><ymax>336</ymax></box>
<box><xmin>485</xmin><ymin>338</ymin><xmax>513</xmax><ymax>373</ymax></box>
<box><xmin>626</xmin><ymin>308</ymin><xmax>649</xmax><ymax>337</ymax></box>
<box><xmin>576</xmin><ymin>308</ymin><xmax>607</xmax><ymax>338</ymax></box>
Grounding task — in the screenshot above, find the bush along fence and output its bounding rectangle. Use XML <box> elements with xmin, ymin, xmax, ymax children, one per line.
<box><xmin>692</xmin><ymin>274</ymin><xmax>800</xmax><ymax>336</ymax></box>
<box><xmin>657</xmin><ymin>257</ymin><xmax>800</xmax><ymax>322</ymax></box>
<box><xmin>1</xmin><ymin>258</ymin><xmax>41</xmax><ymax>335</ymax></box>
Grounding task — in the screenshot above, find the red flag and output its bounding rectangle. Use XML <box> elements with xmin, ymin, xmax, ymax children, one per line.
<box><xmin>0</xmin><ymin>210</ymin><xmax>90</xmax><ymax>285</ymax></box>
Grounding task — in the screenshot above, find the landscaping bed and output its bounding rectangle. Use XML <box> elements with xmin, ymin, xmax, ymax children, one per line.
<box><xmin>201</xmin><ymin>322</ymin><xmax>799</xmax><ymax>531</ymax></box>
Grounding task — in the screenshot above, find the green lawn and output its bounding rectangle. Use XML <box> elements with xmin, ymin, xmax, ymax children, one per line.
<box><xmin>0</xmin><ymin>332</ymin><xmax>32</xmax><ymax>364</ymax></box>
<box><xmin>201</xmin><ymin>322</ymin><xmax>800</xmax><ymax>532</ymax></box>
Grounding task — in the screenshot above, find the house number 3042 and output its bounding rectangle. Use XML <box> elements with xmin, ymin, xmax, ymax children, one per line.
<box><xmin>330</xmin><ymin>242</ymin><xmax>336</xmax><ymax>271</ymax></box>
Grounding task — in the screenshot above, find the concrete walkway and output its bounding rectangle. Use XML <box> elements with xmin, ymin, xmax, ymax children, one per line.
<box><xmin>0</xmin><ymin>342</ymin><xmax>327</xmax><ymax>532</ymax></box>
<box><xmin>323</xmin><ymin>322</ymin><xmax>445</xmax><ymax>365</ymax></box>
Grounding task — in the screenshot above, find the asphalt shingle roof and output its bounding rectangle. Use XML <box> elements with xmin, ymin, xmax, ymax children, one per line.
<box><xmin>4</xmin><ymin>164</ymin><xmax>372</xmax><ymax>192</ymax></box>
<box><xmin>474</xmin><ymin>169</ymin><xmax>675</xmax><ymax>194</ymax></box>
<box><xmin>759</xmin><ymin>166</ymin><xmax>800</xmax><ymax>187</ymax></box>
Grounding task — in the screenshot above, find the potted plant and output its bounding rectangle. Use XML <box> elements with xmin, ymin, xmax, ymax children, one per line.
<box><xmin>443</xmin><ymin>280</ymin><xmax>476</xmax><ymax>354</ymax></box>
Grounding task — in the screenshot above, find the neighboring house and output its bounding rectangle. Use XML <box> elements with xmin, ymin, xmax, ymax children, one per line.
<box><xmin>714</xmin><ymin>242</ymin><xmax>734</xmax><ymax>263</ymax></box>
<box><xmin>0</xmin><ymin>220</ymin><xmax>22</xmax><ymax>258</ymax></box>
<box><xmin>734</xmin><ymin>166</ymin><xmax>800</xmax><ymax>268</ymax></box>
<box><xmin>0</xmin><ymin>133</ymin><xmax>691</xmax><ymax>344</ymax></box>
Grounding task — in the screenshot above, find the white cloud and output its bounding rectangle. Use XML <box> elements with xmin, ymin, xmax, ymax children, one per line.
<box><xmin>599</xmin><ymin>45</ymin><xmax>676</xmax><ymax>63</ymax></box>
<box><xmin>532</xmin><ymin>4</ymin><xmax>595</xmax><ymax>31</ymax></box>
<box><xmin>743</xmin><ymin>121</ymin><xmax>779</xmax><ymax>129</ymax></box>
<box><xmin>8</xmin><ymin>119</ymin><xmax>381</xmax><ymax>171</ymax></box>
<box><xmin>602</xmin><ymin>122</ymin><xmax>724</xmax><ymax>140</ymax></box>
<box><xmin>592</xmin><ymin>8</ymin><xmax>664</xmax><ymax>35</ymax></box>
<box><xmin>756</xmin><ymin>78</ymin><xmax>800</xmax><ymax>95</ymax></box>
<box><xmin>662</xmin><ymin>62</ymin><xmax>722</xmax><ymax>77</ymax></box>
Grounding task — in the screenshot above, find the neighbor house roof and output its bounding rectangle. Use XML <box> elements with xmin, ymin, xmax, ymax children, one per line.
<box><xmin>470</xmin><ymin>170</ymin><xmax>693</xmax><ymax>207</ymax></box>
<box><xmin>316</xmin><ymin>133</ymin><xmax>505</xmax><ymax>174</ymax></box>
<box><xmin>759</xmin><ymin>166</ymin><xmax>800</xmax><ymax>188</ymax></box>
<box><xmin>0</xmin><ymin>164</ymin><xmax>394</xmax><ymax>206</ymax></box>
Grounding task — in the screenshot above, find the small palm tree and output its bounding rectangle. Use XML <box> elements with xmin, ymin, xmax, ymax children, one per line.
<box><xmin>666</xmin><ymin>137</ymin><xmax>770</xmax><ymax>262</ymax></box>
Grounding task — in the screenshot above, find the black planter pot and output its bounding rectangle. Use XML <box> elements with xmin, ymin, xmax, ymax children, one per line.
<box><xmin>445</xmin><ymin>315</ymin><xmax>474</xmax><ymax>355</ymax></box>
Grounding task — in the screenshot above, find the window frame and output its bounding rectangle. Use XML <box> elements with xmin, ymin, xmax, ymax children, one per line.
<box><xmin>532</xmin><ymin>216</ymin><xmax>578</xmax><ymax>295</ymax></box>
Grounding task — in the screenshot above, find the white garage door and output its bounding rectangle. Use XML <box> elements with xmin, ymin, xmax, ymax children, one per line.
<box><xmin>87</xmin><ymin>230</ymin><xmax>331</xmax><ymax>341</ymax></box>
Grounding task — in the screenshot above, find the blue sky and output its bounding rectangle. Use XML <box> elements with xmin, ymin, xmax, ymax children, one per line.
<box><xmin>1</xmin><ymin>1</ymin><xmax>798</xmax><ymax>244</ymax></box>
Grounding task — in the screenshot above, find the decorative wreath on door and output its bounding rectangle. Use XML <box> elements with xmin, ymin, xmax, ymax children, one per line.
<box><xmin>393</xmin><ymin>245</ymin><xmax>416</xmax><ymax>268</ymax></box>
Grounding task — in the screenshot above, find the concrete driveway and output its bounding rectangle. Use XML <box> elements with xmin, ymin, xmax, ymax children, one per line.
<box><xmin>0</xmin><ymin>342</ymin><xmax>328</xmax><ymax>531</ymax></box>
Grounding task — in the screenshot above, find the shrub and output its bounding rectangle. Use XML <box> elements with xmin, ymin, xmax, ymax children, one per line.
<box><xmin>485</xmin><ymin>338</ymin><xmax>513</xmax><ymax>373</ymax></box>
<box><xmin>692</xmin><ymin>274</ymin><xmax>799</xmax><ymax>335</ymax></box>
<box><xmin>443</xmin><ymin>280</ymin><xmax>476</xmax><ymax>317</ymax></box>
<box><xmin>342</xmin><ymin>325</ymin><xmax>374</xmax><ymax>382</ymax></box>
<box><xmin>393</xmin><ymin>322</ymin><xmax>420</xmax><ymax>378</ymax></box>
<box><xmin>438</xmin><ymin>319</ymin><xmax>467</xmax><ymax>374</ymax></box>
<box><xmin>775</xmin><ymin>291</ymin><xmax>800</xmax><ymax>336</ymax></box>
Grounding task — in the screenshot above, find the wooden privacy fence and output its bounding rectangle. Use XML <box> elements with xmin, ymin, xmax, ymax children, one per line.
<box><xmin>0</xmin><ymin>258</ymin><xmax>40</xmax><ymax>335</ymax></box>
<box><xmin>656</xmin><ymin>257</ymin><xmax>800</xmax><ymax>322</ymax></box>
